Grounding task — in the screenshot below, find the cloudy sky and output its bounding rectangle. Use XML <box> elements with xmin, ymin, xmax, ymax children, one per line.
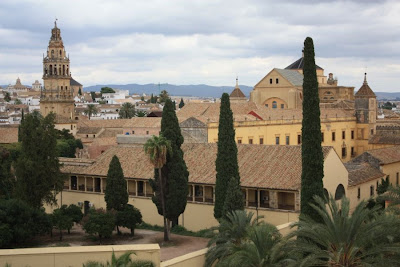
<box><xmin>0</xmin><ymin>0</ymin><xmax>399</xmax><ymax>92</ymax></box>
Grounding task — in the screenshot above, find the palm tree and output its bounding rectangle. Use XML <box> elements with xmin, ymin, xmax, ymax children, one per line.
<box><xmin>83</xmin><ymin>251</ymin><xmax>155</xmax><ymax>267</ymax></box>
<box><xmin>206</xmin><ymin>210</ymin><xmax>263</xmax><ymax>266</ymax></box>
<box><xmin>119</xmin><ymin>103</ymin><xmax>135</xmax><ymax>119</ymax></box>
<box><xmin>385</xmin><ymin>185</ymin><xmax>400</xmax><ymax>215</ymax></box>
<box><xmin>215</xmin><ymin>224</ymin><xmax>290</xmax><ymax>267</ymax></box>
<box><xmin>288</xmin><ymin>195</ymin><xmax>400</xmax><ymax>266</ymax></box>
<box><xmin>84</xmin><ymin>104</ymin><xmax>98</xmax><ymax>120</ymax></box>
<box><xmin>144</xmin><ymin>135</ymin><xmax>172</xmax><ymax>241</ymax></box>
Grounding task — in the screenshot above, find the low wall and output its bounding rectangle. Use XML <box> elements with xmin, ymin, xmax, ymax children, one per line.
<box><xmin>161</xmin><ymin>248</ymin><xmax>207</xmax><ymax>267</ymax></box>
<box><xmin>0</xmin><ymin>244</ymin><xmax>160</xmax><ymax>267</ymax></box>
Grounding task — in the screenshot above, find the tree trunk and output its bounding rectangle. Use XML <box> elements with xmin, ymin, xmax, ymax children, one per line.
<box><xmin>159</xmin><ymin>168</ymin><xmax>169</xmax><ymax>241</ymax></box>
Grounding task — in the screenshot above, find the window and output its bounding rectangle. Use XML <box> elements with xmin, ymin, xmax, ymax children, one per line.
<box><xmin>342</xmin><ymin>147</ymin><xmax>347</xmax><ymax>158</ymax></box>
<box><xmin>146</xmin><ymin>131</ymin><xmax>149</xmax><ymax>135</ymax></box>
<box><xmin>281</xmin><ymin>104</ymin><xmax>284</xmax><ymax>109</ymax></box>
<box><xmin>265</xmin><ymin>104</ymin><xmax>268</xmax><ymax>108</ymax></box>
<box><xmin>132</xmin><ymin>131</ymin><xmax>135</xmax><ymax>134</ymax></box>
<box><xmin>237</xmin><ymin>139</ymin><xmax>242</xmax><ymax>144</ymax></box>
<box><xmin>276</xmin><ymin>78</ymin><xmax>279</xmax><ymax>84</ymax></box>
<box><xmin>259</xmin><ymin>138</ymin><xmax>264</xmax><ymax>145</ymax></box>
<box><xmin>332</xmin><ymin>132</ymin><xmax>336</xmax><ymax>141</ymax></box>
<box><xmin>370</xmin><ymin>185</ymin><xmax>374</xmax><ymax>196</ymax></box>
<box><xmin>269</xmin><ymin>78</ymin><xmax>272</xmax><ymax>84</ymax></box>
<box><xmin>275</xmin><ymin>136</ymin><xmax>280</xmax><ymax>145</ymax></box>
<box><xmin>351</xmin><ymin>130</ymin><xmax>354</xmax><ymax>139</ymax></box>
<box><xmin>371</xmin><ymin>129</ymin><xmax>374</xmax><ymax>135</ymax></box>
<box><xmin>321</xmin><ymin>132</ymin><xmax>324</xmax><ymax>143</ymax></box>
<box><xmin>351</xmin><ymin>147</ymin><xmax>355</xmax><ymax>157</ymax></box>
<box><xmin>342</xmin><ymin>131</ymin><xmax>345</xmax><ymax>140</ymax></box>
<box><xmin>286</xmin><ymin>136</ymin><xmax>290</xmax><ymax>145</ymax></box>
<box><xmin>335</xmin><ymin>184</ymin><xmax>345</xmax><ymax>200</ymax></box>
<box><xmin>249</xmin><ymin>138</ymin><xmax>253</xmax><ymax>144</ymax></box>
<box><xmin>272</xmin><ymin>101</ymin><xmax>277</xmax><ymax>109</ymax></box>
<box><xmin>297</xmin><ymin>134</ymin><xmax>301</xmax><ymax>145</ymax></box>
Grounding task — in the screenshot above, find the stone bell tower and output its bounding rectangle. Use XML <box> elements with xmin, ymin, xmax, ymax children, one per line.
<box><xmin>40</xmin><ymin>20</ymin><xmax>75</xmax><ymax>118</ymax></box>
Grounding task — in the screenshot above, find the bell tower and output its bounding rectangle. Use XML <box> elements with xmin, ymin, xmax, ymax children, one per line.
<box><xmin>40</xmin><ymin>20</ymin><xmax>74</xmax><ymax>118</ymax></box>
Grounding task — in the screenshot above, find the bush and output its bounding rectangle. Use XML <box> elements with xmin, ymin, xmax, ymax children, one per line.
<box><xmin>82</xmin><ymin>208</ymin><xmax>115</xmax><ymax>244</ymax></box>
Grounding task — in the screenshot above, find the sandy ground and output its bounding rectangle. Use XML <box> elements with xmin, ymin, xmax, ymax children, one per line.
<box><xmin>36</xmin><ymin>224</ymin><xmax>209</xmax><ymax>261</ymax></box>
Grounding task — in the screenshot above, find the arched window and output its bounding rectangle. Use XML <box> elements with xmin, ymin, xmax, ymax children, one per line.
<box><xmin>335</xmin><ymin>184</ymin><xmax>345</xmax><ymax>200</ymax></box>
<box><xmin>59</xmin><ymin>50</ymin><xmax>62</xmax><ymax>56</ymax></box>
<box><xmin>63</xmin><ymin>65</ymin><xmax>65</xmax><ymax>75</ymax></box>
<box><xmin>49</xmin><ymin>65</ymin><xmax>53</xmax><ymax>75</ymax></box>
<box><xmin>272</xmin><ymin>101</ymin><xmax>277</xmax><ymax>109</ymax></box>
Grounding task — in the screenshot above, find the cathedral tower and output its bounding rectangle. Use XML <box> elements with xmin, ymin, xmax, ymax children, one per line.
<box><xmin>40</xmin><ymin>20</ymin><xmax>75</xmax><ymax>118</ymax></box>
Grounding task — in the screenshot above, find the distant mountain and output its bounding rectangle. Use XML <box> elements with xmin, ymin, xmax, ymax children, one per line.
<box><xmin>84</xmin><ymin>83</ymin><xmax>254</xmax><ymax>98</ymax></box>
<box><xmin>374</xmin><ymin>92</ymin><xmax>400</xmax><ymax>101</ymax></box>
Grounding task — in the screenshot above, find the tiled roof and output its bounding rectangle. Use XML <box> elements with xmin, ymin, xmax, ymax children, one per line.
<box><xmin>60</xmin><ymin>143</ymin><xmax>333</xmax><ymax>191</ymax></box>
<box><xmin>275</xmin><ymin>69</ymin><xmax>304</xmax><ymax>86</ymax></box>
<box><xmin>345</xmin><ymin>162</ymin><xmax>385</xmax><ymax>186</ymax></box>
<box><xmin>124</xmin><ymin>117</ymin><xmax>161</xmax><ymax>128</ymax></box>
<box><xmin>77</xmin><ymin>127</ymin><xmax>103</xmax><ymax>134</ymax></box>
<box><xmin>369</xmin><ymin>134</ymin><xmax>400</xmax><ymax>145</ymax></box>
<box><xmin>285</xmin><ymin>56</ymin><xmax>323</xmax><ymax>70</ymax></box>
<box><xmin>364</xmin><ymin>146</ymin><xmax>400</xmax><ymax>165</ymax></box>
<box><xmin>250</xmin><ymin>107</ymin><xmax>355</xmax><ymax>121</ymax></box>
<box><xmin>355</xmin><ymin>75</ymin><xmax>376</xmax><ymax>98</ymax></box>
<box><xmin>78</xmin><ymin>119</ymin><xmax>130</xmax><ymax>129</ymax></box>
<box><xmin>90</xmin><ymin>137</ymin><xmax>117</xmax><ymax>146</ymax></box>
<box><xmin>70</xmin><ymin>78</ymin><xmax>82</xmax><ymax>86</ymax></box>
<box><xmin>0</xmin><ymin>127</ymin><xmax>18</xmax><ymax>144</ymax></box>
<box><xmin>230</xmin><ymin>87</ymin><xmax>246</xmax><ymax>98</ymax></box>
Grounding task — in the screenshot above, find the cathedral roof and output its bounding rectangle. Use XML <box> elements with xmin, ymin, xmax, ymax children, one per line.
<box><xmin>285</xmin><ymin>56</ymin><xmax>323</xmax><ymax>70</ymax></box>
<box><xmin>275</xmin><ymin>69</ymin><xmax>303</xmax><ymax>86</ymax></box>
<box><xmin>355</xmin><ymin>73</ymin><xmax>376</xmax><ymax>99</ymax></box>
<box><xmin>230</xmin><ymin>78</ymin><xmax>246</xmax><ymax>98</ymax></box>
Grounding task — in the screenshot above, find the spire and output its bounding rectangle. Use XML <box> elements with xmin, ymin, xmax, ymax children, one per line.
<box><xmin>235</xmin><ymin>76</ymin><xmax>239</xmax><ymax>88</ymax></box>
<box><xmin>363</xmin><ymin>72</ymin><xmax>368</xmax><ymax>85</ymax></box>
<box><xmin>54</xmin><ymin>18</ymin><xmax>58</xmax><ymax>28</ymax></box>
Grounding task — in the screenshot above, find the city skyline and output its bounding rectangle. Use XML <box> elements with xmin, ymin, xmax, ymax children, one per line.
<box><xmin>1</xmin><ymin>0</ymin><xmax>399</xmax><ymax>92</ymax></box>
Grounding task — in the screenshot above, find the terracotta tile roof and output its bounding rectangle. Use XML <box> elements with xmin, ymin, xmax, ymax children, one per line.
<box><xmin>78</xmin><ymin>119</ymin><xmax>130</xmax><ymax>128</ymax></box>
<box><xmin>364</xmin><ymin>146</ymin><xmax>400</xmax><ymax>165</ymax></box>
<box><xmin>123</xmin><ymin>117</ymin><xmax>161</xmax><ymax>128</ymax></box>
<box><xmin>0</xmin><ymin>127</ymin><xmax>18</xmax><ymax>144</ymax></box>
<box><xmin>345</xmin><ymin>162</ymin><xmax>385</xmax><ymax>186</ymax></box>
<box><xmin>60</xmin><ymin>143</ymin><xmax>333</xmax><ymax>191</ymax></box>
<box><xmin>77</xmin><ymin>127</ymin><xmax>103</xmax><ymax>135</ymax></box>
<box><xmin>369</xmin><ymin>134</ymin><xmax>400</xmax><ymax>145</ymax></box>
<box><xmin>355</xmin><ymin>75</ymin><xmax>376</xmax><ymax>99</ymax></box>
<box><xmin>98</xmin><ymin>129</ymin><xmax>123</xmax><ymax>137</ymax></box>
<box><xmin>230</xmin><ymin>87</ymin><xmax>246</xmax><ymax>98</ymax></box>
<box><xmin>90</xmin><ymin>137</ymin><xmax>117</xmax><ymax>146</ymax></box>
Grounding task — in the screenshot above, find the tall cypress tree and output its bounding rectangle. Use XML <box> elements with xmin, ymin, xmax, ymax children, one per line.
<box><xmin>300</xmin><ymin>37</ymin><xmax>324</xmax><ymax>221</ymax></box>
<box><xmin>150</xmin><ymin>98</ymin><xmax>189</xmax><ymax>227</ymax></box>
<box><xmin>15</xmin><ymin>111</ymin><xmax>64</xmax><ymax>209</ymax></box>
<box><xmin>222</xmin><ymin>175</ymin><xmax>244</xmax><ymax>217</ymax></box>
<box><xmin>105</xmin><ymin>155</ymin><xmax>128</xmax><ymax>211</ymax></box>
<box><xmin>179</xmin><ymin>98</ymin><xmax>185</xmax><ymax>109</ymax></box>
<box><xmin>214</xmin><ymin>93</ymin><xmax>240</xmax><ymax>220</ymax></box>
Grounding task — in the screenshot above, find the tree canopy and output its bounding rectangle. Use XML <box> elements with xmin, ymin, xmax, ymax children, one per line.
<box><xmin>100</xmin><ymin>87</ymin><xmax>115</xmax><ymax>94</ymax></box>
<box><xmin>15</xmin><ymin>111</ymin><xmax>65</xmax><ymax>209</ymax></box>
<box><xmin>84</xmin><ymin>104</ymin><xmax>98</xmax><ymax>120</ymax></box>
<box><xmin>158</xmin><ymin>90</ymin><xmax>170</xmax><ymax>103</ymax></box>
<box><xmin>105</xmin><ymin>155</ymin><xmax>128</xmax><ymax>211</ymax></box>
<box><xmin>214</xmin><ymin>93</ymin><xmax>240</xmax><ymax>220</ymax></box>
<box><xmin>119</xmin><ymin>102</ymin><xmax>136</xmax><ymax>119</ymax></box>
<box><xmin>300</xmin><ymin>37</ymin><xmax>324</xmax><ymax>222</ymax></box>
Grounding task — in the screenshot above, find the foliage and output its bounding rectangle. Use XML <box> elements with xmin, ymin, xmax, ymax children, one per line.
<box><xmin>149</xmin><ymin>94</ymin><xmax>158</xmax><ymax>104</ymax></box>
<box><xmin>116</xmin><ymin>204</ymin><xmax>142</xmax><ymax>235</ymax></box>
<box><xmin>214</xmin><ymin>93</ymin><xmax>240</xmax><ymax>220</ymax></box>
<box><xmin>51</xmin><ymin>206</ymin><xmax>73</xmax><ymax>241</ymax></box>
<box><xmin>206</xmin><ymin>210</ymin><xmax>280</xmax><ymax>267</ymax></box>
<box><xmin>105</xmin><ymin>155</ymin><xmax>128</xmax><ymax>212</ymax></box>
<box><xmin>82</xmin><ymin>208</ymin><xmax>115</xmax><ymax>244</ymax></box>
<box><xmin>15</xmin><ymin>111</ymin><xmax>65</xmax><ymax>208</ymax></box>
<box><xmin>55</xmin><ymin>129</ymin><xmax>82</xmax><ymax>158</ymax></box>
<box><xmin>90</xmin><ymin>91</ymin><xmax>96</xmax><ymax>101</ymax></box>
<box><xmin>178</xmin><ymin>98</ymin><xmax>185</xmax><ymax>109</ymax></box>
<box><xmin>84</xmin><ymin>104</ymin><xmax>99</xmax><ymax>120</ymax></box>
<box><xmin>222</xmin><ymin>177</ymin><xmax>244</xmax><ymax>218</ymax></box>
<box><xmin>83</xmin><ymin>251</ymin><xmax>155</xmax><ymax>267</ymax></box>
<box><xmin>159</xmin><ymin>99</ymin><xmax>189</xmax><ymax>224</ymax></box>
<box><xmin>119</xmin><ymin>102</ymin><xmax>136</xmax><ymax>119</ymax></box>
<box><xmin>136</xmin><ymin>222</ymin><xmax>213</xmax><ymax>238</ymax></box>
<box><xmin>288</xmin><ymin>195</ymin><xmax>400</xmax><ymax>266</ymax></box>
<box><xmin>158</xmin><ymin>90</ymin><xmax>169</xmax><ymax>103</ymax></box>
<box><xmin>0</xmin><ymin>199</ymin><xmax>51</xmax><ymax>248</ymax></box>
<box><xmin>382</xmin><ymin>101</ymin><xmax>395</xmax><ymax>110</ymax></box>
<box><xmin>377</xmin><ymin>177</ymin><xmax>390</xmax><ymax>195</ymax></box>
<box><xmin>0</xmin><ymin>147</ymin><xmax>14</xmax><ymax>199</ymax></box>
<box><xmin>300</xmin><ymin>37</ymin><xmax>324</xmax><ymax>222</ymax></box>
<box><xmin>144</xmin><ymin>134</ymin><xmax>172</xmax><ymax>241</ymax></box>
<box><xmin>100</xmin><ymin>87</ymin><xmax>115</xmax><ymax>94</ymax></box>
<box><xmin>14</xmin><ymin>98</ymin><xmax>22</xmax><ymax>105</ymax></box>
<box><xmin>4</xmin><ymin>92</ymin><xmax>11</xmax><ymax>102</ymax></box>
<box><xmin>136</xmin><ymin>111</ymin><xmax>147</xmax><ymax>117</ymax></box>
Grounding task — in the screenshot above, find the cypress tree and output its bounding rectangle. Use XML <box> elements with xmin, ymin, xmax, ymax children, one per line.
<box><xmin>214</xmin><ymin>93</ymin><xmax>240</xmax><ymax>220</ymax></box>
<box><xmin>300</xmin><ymin>37</ymin><xmax>324</xmax><ymax>221</ymax></box>
<box><xmin>15</xmin><ymin>111</ymin><xmax>64</xmax><ymax>209</ymax></box>
<box><xmin>179</xmin><ymin>98</ymin><xmax>185</xmax><ymax>109</ymax></box>
<box><xmin>105</xmin><ymin>155</ymin><xmax>128</xmax><ymax>212</ymax></box>
<box><xmin>150</xmin><ymin>99</ymin><xmax>189</xmax><ymax>227</ymax></box>
<box><xmin>222</xmin><ymin>176</ymin><xmax>244</xmax><ymax>217</ymax></box>
<box><xmin>78</xmin><ymin>88</ymin><xmax>82</xmax><ymax>96</ymax></box>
